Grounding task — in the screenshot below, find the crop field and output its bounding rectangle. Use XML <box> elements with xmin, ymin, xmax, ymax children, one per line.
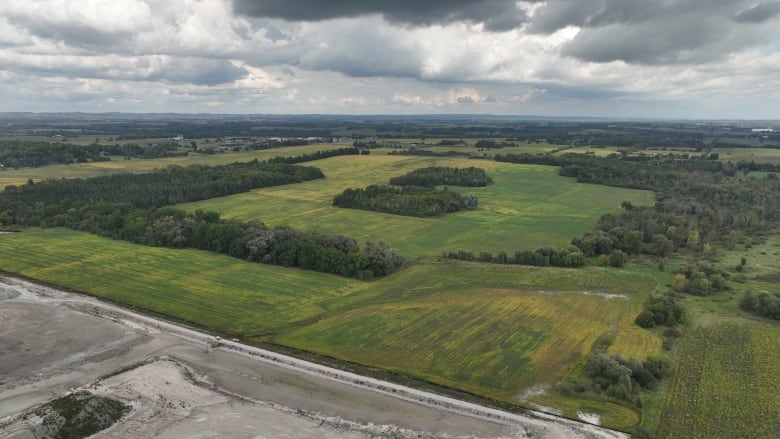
<box><xmin>0</xmin><ymin>142</ymin><xmax>349</xmax><ymax>188</ymax></box>
<box><xmin>713</xmin><ymin>147</ymin><xmax>780</xmax><ymax>164</ymax></box>
<box><xmin>277</xmin><ymin>260</ymin><xmax>661</xmax><ymax>401</ymax></box>
<box><xmin>0</xmin><ymin>229</ymin><xmax>662</xmax><ymax>428</ymax></box>
<box><xmin>0</xmin><ymin>228</ymin><xmax>356</xmax><ymax>335</ymax></box>
<box><xmin>179</xmin><ymin>154</ymin><xmax>654</xmax><ymax>256</ymax></box>
<box><xmin>656</xmin><ymin>320</ymin><xmax>780</xmax><ymax>439</ymax></box>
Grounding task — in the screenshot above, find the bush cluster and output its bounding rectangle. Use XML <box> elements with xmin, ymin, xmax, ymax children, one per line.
<box><xmin>389</xmin><ymin>166</ymin><xmax>493</xmax><ymax>187</ymax></box>
<box><xmin>444</xmin><ymin>246</ymin><xmax>585</xmax><ymax>268</ymax></box>
<box><xmin>740</xmin><ymin>291</ymin><xmax>780</xmax><ymax>320</ymax></box>
<box><xmin>333</xmin><ymin>185</ymin><xmax>478</xmax><ymax>217</ymax></box>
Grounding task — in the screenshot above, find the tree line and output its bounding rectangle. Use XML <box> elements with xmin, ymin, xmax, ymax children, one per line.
<box><xmin>0</xmin><ymin>140</ymin><xmax>187</xmax><ymax>169</ymax></box>
<box><xmin>0</xmin><ymin>160</ymin><xmax>324</xmax><ymax>221</ymax></box>
<box><xmin>0</xmin><ymin>160</ymin><xmax>406</xmax><ymax>279</ymax></box>
<box><xmin>389</xmin><ymin>166</ymin><xmax>493</xmax><ymax>187</ymax></box>
<box><xmin>333</xmin><ymin>185</ymin><xmax>478</xmax><ymax>217</ymax></box>
<box><xmin>443</xmin><ymin>246</ymin><xmax>585</xmax><ymax>268</ymax></box>
<box><xmin>558</xmin><ymin>333</ymin><xmax>671</xmax><ymax>407</ymax></box>
<box><xmin>267</xmin><ymin>147</ymin><xmax>363</xmax><ymax>164</ymax></box>
<box><xmin>496</xmin><ymin>152</ymin><xmax>780</xmax><ymax>261</ymax></box>
<box><xmin>474</xmin><ymin>139</ymin><xmax>516</xmax><ymax>149</ymax></box>
<box><xmin>388</xmin><ymin>149</ymin><xmax>471</xmax><ymax>158</ymax></box>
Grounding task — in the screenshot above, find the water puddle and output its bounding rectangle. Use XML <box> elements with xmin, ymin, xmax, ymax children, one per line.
<box><xmin>0</xmin><ymin>391</ymin><xmax>54</xmax><ymax>419</ymax></box>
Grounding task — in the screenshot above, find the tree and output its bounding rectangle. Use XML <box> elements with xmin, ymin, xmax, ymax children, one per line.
<box><xmin>651</xmin><ymin>234</ymin><xmax>674</xmax><ymax>257</ymax></box>
<box><xmin>740</xmin><ymin>291</ymin><xmax>757</xmax><ymax>311</ymax></box>
<box><xmin>609</xmin><ymin>250</ymin><xmax>627</xmax><ymax>268</ymax></box>
<box><xmin>686</xmin><ymin>230</ymin><xmax>700</xmax><ymax>250</ymax></box>
<box><xmin>671</xmin><ymin>273</ymin><xmax>688</xmax><ymax>292</ymax></box>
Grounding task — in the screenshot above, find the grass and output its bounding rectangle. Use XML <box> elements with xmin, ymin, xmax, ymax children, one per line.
<box><xmin>713</xmin><ymin>147</ymin><xmax>780</xmax><ymax>164</ymax></box>
<box><xmin>0</xmin><ymin>142</ymin><xmax>350</xmax><ymax>188</ymax></box>
<box><xmin>0</xmin><ymin>228</ymin><xmax>356</xmax><ymax>335</ymax></box>
<box><xmin>527</xmin><ymin>393</ymin><xmax>641</xmax><ymax>431</ymax></box>
<box><xmin>0</xmin><ymin>229</ymin><xmax>663</xmax><ymax>429</ymax></box>
<box><xmin>656</xmin><ymin>320</ymin><xmax>780</xmax><ymax>439</ymax></box>
<box><xmin>649</xmin><ymin>236</ymin><xmax>780</xmax><ymax>438</ymax></box>
<box><xmin>178</xmin><ymin>154</ymin><xmax>654</xmax><ymax>256</ymax></box>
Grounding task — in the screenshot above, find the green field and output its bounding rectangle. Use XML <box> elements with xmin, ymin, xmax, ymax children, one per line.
<box><xmin>278</xmin><ymin>261</ymin><xmax>660</xmax><ymax>400</ymax></box>
<box><xmin>714</xmin><ymin>147</ymin><xmax>780</xmax><ymax>164</ymax></box>
<box><xmin>178</xmin><ymin>155</ymin><xmax>654</xmax><ymax>255</ymax></box>
<box><xmin>0</xmin><ymin>228</ymin><xmax>356</xmax><ymax>334</ymax></box>
<box><xmin>656</xmin><ymin>320</ymin><xmax>780</xmax><ymax>438</ymax></box>
<box><xmin>0</xmin><ymin>228</ymin><xmax>663</xmax><ymax>428</ymax></box>
<box><xmin>0</xmin><ymin>142</ymin><xmax>350</xmax><ymax>188</ymax></box>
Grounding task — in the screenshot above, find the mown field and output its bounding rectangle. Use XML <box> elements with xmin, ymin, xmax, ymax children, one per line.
<box><xmin>656</xmin><ymin>320</ymin><xmax>780</xmax><ymax>439</ymax></box>
<box><xmin>0</xmin><ymin>229</ymin><xmax>663</xmax><ymax>429</ymax></box>
<box><xmin>178</xmin><ymin>154</ymin><xmax>654</xmax><ymax>255</ymax></box>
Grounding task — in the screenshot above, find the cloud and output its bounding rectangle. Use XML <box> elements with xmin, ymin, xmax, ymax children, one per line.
<box><xmin>232</xmin><ymin>0</ymin><xmax>537</xmax><ymax>31</ymax></box>
<box><xmin>734</xmin><ymin>1</ymin><xmax>780</xmax><ymax>23</ymax></box>
<box><xmin>0</xmin><ymin>50</ymin><xmax>248</xmax><ymax>85</ymax></box>
<box><xmin>1</xmin><ymin>0</ymin><xmax>153</xmax><ymax>49</ymax></box>
<box><xmin>0</xmin><ymin>0</ymin><xmax>779</xmax><ymax>117</ymax></box>
<box><xmin>530</xmin><ymin>0</ymin><xmax>780</xmax><ymax>65</ymax></box>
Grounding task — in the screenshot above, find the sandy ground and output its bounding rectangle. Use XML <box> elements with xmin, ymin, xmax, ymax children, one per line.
<box><xmin>0</xmin><ymin>276</ymin><xmax>627</xmax><ymax>438</ymax></box>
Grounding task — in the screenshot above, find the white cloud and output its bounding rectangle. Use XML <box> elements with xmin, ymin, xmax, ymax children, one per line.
<box><xmin>0</xmin><ymin>0</ymin><xmax>778</xmax><ymax>117</ymax></box>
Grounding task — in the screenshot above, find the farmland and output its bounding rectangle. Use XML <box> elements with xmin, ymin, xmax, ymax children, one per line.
<box><xmin>656</xmin><ymin>321</ymin><xmax>780</xmax><ymax>439</ymax></box>
<box><xmin>4</xmin><ymin>115</ymin><xmax>780</xmax><ymax>437</ymax></box>
<box><xmin>0</xmin><ymin>228</ymin><xmax>663</xmax><ymax>429</ymax></box>
<box><xmin>0</xmin><ymin>142</ymin><xmax>350</xmax><ymax>188</ymax></box>
<box><xmin>179</xmin><ymin>154</ymin><xmax>654</xmax><ymax>255</ymax></box>
<box><xmin>0</xmin><ymin>228</ymin><xmax>356</xmax><ymax>335</ymax></box>
<box><xmin>278</xmin><ymin>262</ymin><xmax>659</xmax><ymax>400</ymax></box>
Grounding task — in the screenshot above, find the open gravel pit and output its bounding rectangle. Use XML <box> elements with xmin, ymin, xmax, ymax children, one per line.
<box><xmin>0</xmin><ymin>276</ymin><xmax>627</xmax><ymax>438</ymax></box>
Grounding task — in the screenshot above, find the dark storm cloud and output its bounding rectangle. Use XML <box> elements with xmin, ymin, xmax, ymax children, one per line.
<box><xmin>8</xmin><ymin>15</ymin><xmax>129</xmax><ymax>49</ymax></box>
<box><xmin>734</xmin><ymin>1</ymin><xmax>780</xmax><ymax>23</ymax></box>
<box><xmin>1</xmin><ymin>54</ymin><xmax>247</xmax><ymax>86</ymax></box>
<box><xmin>147</xmin><ymin>59</ymin><xmax>248</xmax><ymax>86</ymax></box>
<box><xmin>529</xmin><ymin>0</ymin><xmax>780</xmax><ymax>65</ymax></box>
<box><xmin>232</xmin><ymin>0</ymin><xmax>536</xmax><ymax>31</ymax></box>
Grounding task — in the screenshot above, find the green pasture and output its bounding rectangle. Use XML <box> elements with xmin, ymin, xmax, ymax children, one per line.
<box><xmin>178</xmin><ymin>155</ymin><xmax>654</xmax><ymax>256</ymax></box>
<box><xmin>0</xmin><ymin>142</ymin><xmax>349</xmax><ymax>188</ymax></box>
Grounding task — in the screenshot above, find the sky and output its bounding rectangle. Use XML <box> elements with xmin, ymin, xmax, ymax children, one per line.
<box><xmin>1</xmin><ymin>0</ymin><xmax>779</xmax><ymax>118</ymax></box>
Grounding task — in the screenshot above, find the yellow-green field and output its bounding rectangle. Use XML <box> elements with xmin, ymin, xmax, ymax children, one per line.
<box><xmin>0</xmin><ymin>142</ymin><xmax>350</xmax><ymax>188</ymax></box>
<box><xmin>278</xmin><ymin>265</ymin><xmax>659</xmax><ymax>400</ymax></box>
<box><xmin>0</xmin><ymin>229</ymin><xmax>662</xmax><ymax>428</ymax></box>
<box><xmin>656</xmin><ymin>320</ymin><xmax>780</xmax><ymax>439</ymax></box>
<box><xmin>178</xmin><ymin>155</ymin><xmax>654</xmax><ymax>255</ymax></box>
<box><xmin>0</xmin><ymin>228</ymin><xmax>356</xmax><ymax>334</ymax></box>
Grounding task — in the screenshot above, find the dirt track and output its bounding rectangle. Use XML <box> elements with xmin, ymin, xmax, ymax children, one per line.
<box><xmin>0</xmin><ymin>276</ymin><xmax>627</xmax><ymax>438</ymax></box>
